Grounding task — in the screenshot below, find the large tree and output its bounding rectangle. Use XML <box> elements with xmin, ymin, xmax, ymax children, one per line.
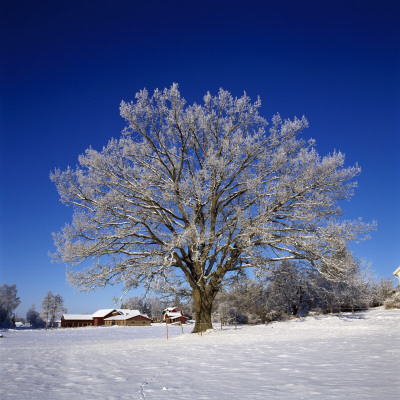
<box><xmin>51</xmin><ymin>84</ymin><xmax>372</xmax><ymax>332</ymax></box>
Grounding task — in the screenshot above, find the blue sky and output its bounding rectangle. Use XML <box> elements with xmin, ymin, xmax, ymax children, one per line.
<box><xmin>1</xmin><ymin>0</ymin><xmax>399</xmax><ymax>317</ymax></box>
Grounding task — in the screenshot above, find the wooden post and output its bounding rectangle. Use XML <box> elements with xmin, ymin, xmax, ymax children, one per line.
<box><xmin>235</xmin><ymin>313</ymin><xmax>237</xmax><ymax>330</ymax></box>
<box><xmin>180</xmin><ymin>321</ymin><xmax>183</xmax><ymax>335</ymax></box>
<box><xmin>166</xmin><ymin>321</ymin><xmax>168</xmax><ymax>340</ymax></box>
<box><xmin>200</xmin><ymin>319</ymin><xmax>202</xmax><ymax>336</ymax></box>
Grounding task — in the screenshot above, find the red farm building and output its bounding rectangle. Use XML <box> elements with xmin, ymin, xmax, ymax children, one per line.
<box><xmin>60</xmin><ymin>314</ymin><xmax>94</xmax><ymax>328</ymax></box>
<box><xmin>162</xmin><ymin>307</ymin><xmax>189</xmax><ymax>324</ymax></box>
<box><xmin>92</xmin><ymin>309</ymin><xmax>122</xmax><ymax>326</ymax></box>
<box><xmin>60</xmin><ymin>309</ymin><xmax>151</xmax><ymax>328</ymax></box>
<box><xmin>104</xmin><ymin>311</ymin><xmax>152</xmax><ymax>326</ymax></box>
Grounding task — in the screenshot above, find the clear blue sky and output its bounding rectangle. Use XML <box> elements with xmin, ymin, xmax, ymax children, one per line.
<box><xmin>1</xmin><ymin>0</ymin><xmax>399</xmax><ymax>317</ymax></box>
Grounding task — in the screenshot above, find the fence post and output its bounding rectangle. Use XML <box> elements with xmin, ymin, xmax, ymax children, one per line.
<box><xmin>166</xmin><ymin>321</ymin><xmax>168</xmax><ymax>340</ymax></box>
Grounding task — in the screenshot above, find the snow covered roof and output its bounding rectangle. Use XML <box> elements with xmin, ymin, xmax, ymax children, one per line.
<box><xmin>105</xmin><ymin>311</ymin><xmax>151</xmax><ymax>321</ymax></box>
<box><xmin>165</xmin><ymin>312</ymin><xmax>184</xmax><ymax>318</ymax></box>
<box><xmin>117</xmin><ymin>309</ymin><xmax>141</xmax><ymax>316</ymax></box>
<box><xmin>92</xmin><ymin>309</ymin><xmax>119</xmax><ymax>318</ymax></box>
<box><xmin>62</xmin><ymin>314</ymin><xmax>93</xmax><ymax>321</ymax></box>
<box><xmin>105</xmin><ymin>315</ymin><xmax>135</xmax><ymax>321</ymax></box>
<box><xmin>63</xmin><ymin>309</ymin><xmax>146</xmax><ymax>320</ymax></box>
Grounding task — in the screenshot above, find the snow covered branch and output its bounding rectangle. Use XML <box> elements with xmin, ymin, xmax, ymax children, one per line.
<box><xmin>51</xmin><ymin>84</ymin><xmax>374</xmax><ymax>331</ymax></box>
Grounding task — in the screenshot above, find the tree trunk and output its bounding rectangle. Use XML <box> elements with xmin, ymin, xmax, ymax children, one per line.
<box><xmin>191</xmin><ymin>287</ymin><xmax>214</xmax><ymax>333</ymax></box>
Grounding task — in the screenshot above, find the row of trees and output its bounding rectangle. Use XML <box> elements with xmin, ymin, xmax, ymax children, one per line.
<box><xmin>212</xmin><ymin>261</ymin><xmax>398</xmax><ymax>325</ymax></box>
<box><xmin>2</xmin><ymin>265</ymin><xmax>397</xmax><ymax>331</ymax></box>
<box><xmin>121</xmin><ymin>261</ymin><xmax>398</xmax><ymax>325</ymax></box>
<box><xmin>0</xmin><ymin>285</ymin><xmax>65</xmax><ymax>329</ymax></box>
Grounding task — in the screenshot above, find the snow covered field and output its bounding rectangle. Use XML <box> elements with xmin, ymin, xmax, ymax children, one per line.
<box><xmin>1</xmin><ymin>308</ymin><xmax>399</xmax><ymax>399</ymax></box>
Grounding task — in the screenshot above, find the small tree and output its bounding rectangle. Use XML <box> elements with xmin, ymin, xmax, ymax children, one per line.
<box><xmin>26</xmin><ymin>305</ymin><xmax>46</xmax><ymax>328</ymax></box>
<box><xmin>214</xmin><ymin>298</ymin><xmax>231</xmax><ymax>326</ymax></box>
<box><xmin>212</xmin><ymin>280</ymin><xmax>267</xmax><ymax>325</ymax></box>
<box><xmin>337</xmin><ymin>263</ymin><xmax>375</xmax><ymax>312</ymax></box>
<box><xmin>266</xmin><ymin>261</ymin><xmax>314</xmax><ymax>316</ymax></box>
<box><xmin>41</xmin><ymin>291</ymin><xmax>65</xmax><ymax>329</ymax></box>
<box><xmin>371</xmin><ymin>277</ymin><xmax>397</xmax><ymax>306</ymax></box>
<box><xmin>384</xmin><ymin>291</ymin><xmax>400</xmax><ymax>309</ymax></box>
<box><xmin>309</xmin><ymin>260</ymin><xmax>376</xmax><ymax>314</ymax></box>
<box><xmin>0</xmin><ymin>284</ymin><xmax>20</xmax><ymax>328</ymax></box>
<box><xmin>51</xmin><ymin>84</ymin><xmax>373</xmax><ymax>332</ymax></box>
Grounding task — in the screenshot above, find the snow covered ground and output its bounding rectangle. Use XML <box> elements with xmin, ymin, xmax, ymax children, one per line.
<box><xmin>1</xmin><ymin>307</ymin><xmax>399</xmax><ymax>399</ymax></box>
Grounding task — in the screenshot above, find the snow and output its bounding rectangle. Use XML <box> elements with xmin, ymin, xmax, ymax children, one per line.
<box><xmin>1</xmin><ymin>308</ymin><xmax>399</xmax><ymax>399</ymax></box>
<box><xmin>106</xmin><ymin>312</ymin><xmax>145</xmax><ymax>321</ymax></box>
<box><xmin>164</xmin><ymin>307</ymin><xmax>177</xmax><ymax>311</ymax></box>
<box><xmin>91</xmin><ymin>308</ymin><xmax>118</xmax><ymax>318</ymax></box>
<box><xmin>61</xmin><ymin>314</ymin><xmax>93</xmax><ymax>321</ymax></box>
<box><xmin>165</xmin><ymin>311</ymin><xmax>183</xmax><ymax>318</ymax></box>
<box><xmin>118</xmin><ymin>309</ymin><xmax>141</xmax><ymax>316</ymax></box>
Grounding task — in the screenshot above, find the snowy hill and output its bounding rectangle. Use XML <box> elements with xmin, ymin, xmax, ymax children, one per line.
<box><xmin>1</xmin><ymin>307</ymin><xmax>399</xmax><ymax>399</ymax></box>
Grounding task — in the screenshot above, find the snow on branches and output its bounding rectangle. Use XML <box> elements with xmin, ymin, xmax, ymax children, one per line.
<box><xmin>51</xmin><ymin>84</ymin><xmax>374</xmax><ymax>331</ymax></box>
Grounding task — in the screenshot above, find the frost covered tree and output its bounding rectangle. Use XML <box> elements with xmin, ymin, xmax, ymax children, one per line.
<box><xmin>371</xmin><ymin>277</ymin><xmax>397</xmax><ymax>306</ymax></box>
<box><xmin>384</xmin><ymin>291</ymin><xmax>400</xmax><ymax>309</ymax></box>
<box><xmin>266</xmin><ymin>261</ymin><xmax>314</xmax><ymax>316</ymax></box>
<box><xmin>147</xmin><ymin>296</ymin><xmax>168</xmax><ymax>319</ymax></box>
<box><xmin>0</xmin><ymin>284</ymin><xmax>20</xmax><ymax>328</ymax></box>
<box><xmin>120</xmin><ymin>296</ymin><xmax>144</xmax><ymax>311</ymax></box>
<box><xmin>308</xmin><ymin>259</ymin><xmax>375</xmax><ymax>314</ymax></box>
<box><xmin>337</xmin><ymin>262</ymin><xmax>375</xmax><ymax>312</ymax></box>
<box><xmin>51</xmin><ymin>84</ymin><xmax>373</xmax><ymax>332</ymax></box>
<box><xmin>41</xmin><ymin>291</ymin><xmax>65</xmax><ymax>329</ymax></box>
<box><xmin>214</xmin><ymin>279</ymin><xmax>268</xmax><ymax>324</ymax></box>
<box><xmin>120</xmin><ymin>296</ymin><xmax>152</xmax><ymax>315</ymax></box>
<box><xmin>26</xmin><ymin>305</ymin><xmax>46</xmax><ymax>328</ymax></box>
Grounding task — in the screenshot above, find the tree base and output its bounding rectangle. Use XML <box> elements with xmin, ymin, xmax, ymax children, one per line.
<box><xmin>191</xmin><ymin>321</ymin><xmax>213</xmax><ymax>334</ymax></box>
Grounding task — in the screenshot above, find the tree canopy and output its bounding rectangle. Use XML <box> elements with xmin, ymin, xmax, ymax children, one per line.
<box><xmin>51</xmin><ymin>84</ymin><xmax>373</xmax><ymax>332</ymax></box>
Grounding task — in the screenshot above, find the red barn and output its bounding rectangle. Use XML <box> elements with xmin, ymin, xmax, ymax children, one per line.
<box><xmin>61</xmin><ymin>309</ymin><xmax>151</xmax><ymax>328</ymax></box>
<box><xmin>60</xmin><ymin>314</ymin><xmax>93</xmax><ymax>328</ymax></box>
<box><xmin>162</xmin><ymin>307</ymin><xmax>188</xmax><ymax>324</ymax></box>
<box><xmin>104</xmin><ymin>312</ymin><xmax>152</xmax><ymax>326</ymax></box>
<box><xmin>92</xmin><ymin>309</ymin><xmax>121</xmax><ymax>326</ymax></box>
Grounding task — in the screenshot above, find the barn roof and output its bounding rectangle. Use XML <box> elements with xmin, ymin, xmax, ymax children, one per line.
<box><xmin>105</xmin><ymin>311</ymin><xmax>151</xmax><ymax>321</ymax></box>
<box><xmin>117</xmin><ymin>309</ymin><xmax>141</xmax><ymax>316</ymax></box>
<box><xmin>92</xmin><ymin>309</ymin><xmax>119</xmax><ymax>318</ymax></box>
<box><xmin>164</xmin><ymin>307</ymin><xmax>178</xmax><ymax>312</ymax></box>
<box><xmin>62</xmin><ymin>314</ymin><xmax>93</xmax><ymax>321</ymax></box>
<box><xmin>165</xmin><ymin>312</ymin><xmax>184</xmax><ymax>318</ymax></box>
